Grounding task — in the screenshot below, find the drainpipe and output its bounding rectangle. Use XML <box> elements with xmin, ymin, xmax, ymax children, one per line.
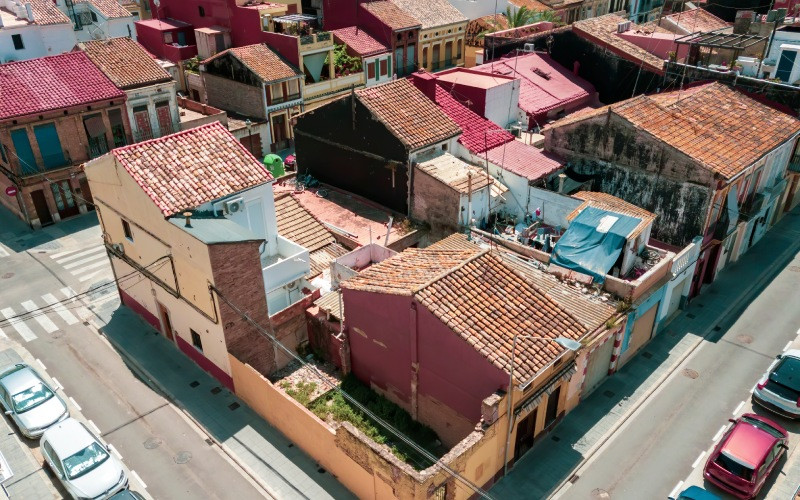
<box><xmin>467</xmin><ymin>171</ymin><xmax>472</xmax><ymax>227</ymax></box>
<box><xmin>384</xmin><ymin>215</ymin><xmax>393</xmax><ymax>245</ymax></box>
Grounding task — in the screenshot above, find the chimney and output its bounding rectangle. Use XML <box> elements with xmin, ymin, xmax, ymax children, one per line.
<box><xmin>734</xmin><ymin>10</ymin><xmax>754</xmax><ymax>35</ymax></box>
<box><xmin>558</xmin><ymin>173</ymin><xmax>567</xmax><ymax>193</ymax></box>
<box><xmin>183</xmin><ymin>211</ymin><xmax>193</xmax><ymax>228</ymax></box>
<box><xmin>410</xmin><ymin>71</ymin><xmax>438</xmax><ymax>102</ymax></box>
<box><xmin>573</xmin><ymin>60</ymin><xmax>581</xmax><ymax>76</ymax></box>
<box><xmin>25</xmin><ymin>2</ymin><xmax>34</xmax><ymax>22</ymax></box>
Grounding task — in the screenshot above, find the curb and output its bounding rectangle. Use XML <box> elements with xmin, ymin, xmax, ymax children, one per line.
<box><xmin>548</xmin><ymin>231</ymin><xmax>800</xmax><ymax>499</ymax></box>
<box><xmin>89</xmin><ymin>317</ymin><xmax>280</xmax><ymax>500</ymax></box>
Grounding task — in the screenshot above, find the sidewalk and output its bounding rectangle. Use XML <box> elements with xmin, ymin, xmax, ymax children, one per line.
<box><xmin>97</xmin><ymin>305</ymin><xmax>355</xmax><ymax>500</ymax></box>
<box><xmin>491</xmin><ymin>210</ymin><xmax>800</xmax><ymax>498</ymax></box>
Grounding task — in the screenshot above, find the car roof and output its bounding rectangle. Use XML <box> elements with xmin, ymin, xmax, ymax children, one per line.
<box><xmin>679</xmin><ymin>485</ymin><xmax>721</xmax><ymax>500</ymax></box>
<box><xmin>0</xmin><ymin>365</ymin><xmax>42</xmax><ymax>395</ymax></box>
<box><xmin>722</xmin><ymin>420</ymin><xmax>777</xmax><ymax>466</ymax></box>
<box><xmin>42</xmin><ymin>418</ymin><xmax>95</xmax><ymax>458</ymax></box>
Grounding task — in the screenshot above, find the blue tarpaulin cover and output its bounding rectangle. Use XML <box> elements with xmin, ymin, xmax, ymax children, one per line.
<box><xmin>549</xmin><ymin>206</ymin><xmax>641</xmax><ymax>283</ymax></box>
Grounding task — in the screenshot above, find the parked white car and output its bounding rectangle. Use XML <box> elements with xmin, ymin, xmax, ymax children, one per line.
<box><xmin>0</xmin><ymin>363</ymin><xmax>68</xmax><ymax>438</ymax></box>
<box><xmin>753</xmin><ymin>349</ymin><xmax>800</xmax><ymax>419</ymax></box>
<box><xmin>41</xmin><ymin>418</ymin><xmax>128</xmax><ymax>499</ymax></box>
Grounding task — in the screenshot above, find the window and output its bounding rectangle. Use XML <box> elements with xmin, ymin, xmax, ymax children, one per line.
<box><xmin>122</xmin><ymin>219</ymin><xmax>133</xmax><ymax>241</ymax></box>
<box><xmin>33</xmin><ymin>123</ymin><xmax>66</xmax><ymax>169</ymax></box>
<box><xmin>90</xmin><ymin>11</ymin><xmax>97</xmax><ymax>23</ymax></box>
<box><xmin>380</xmin><ymin>58</ymin><xmax>388</xmax><ymax>76</ymax></box>
<box><xmin>457</xmin><ymin>40</ymin><xmax>462</xmax><ymax>59</ymax></box>
<box><xmin>191</xmin><ymin>329</ymin><xmax>203</xmax><ymax>352</ymax></box>
<box><xmin>12</xmin><ymin>34</ymin><xmax>23</xmax><ymax>50</ymax></box>
<box><xmin>287</xmin><ymin>79</ymin><xmax>299</xmax><ymax>98</ymax></box>
<box><xmin>441</xmin><ymin>143</ymin><xmax>447</xmax><ymax>151</ymax></box>
<box><xmin>107</xmin><ymin>108</ymin><xmax>127</xmax><ymax>147</ymax></box>
<box><xmin>10</xmin><ymin>128</ymin><xmax>37</xmax><ymax>174</ymax></box>
<box><xmin>163</xmin><ymin>32</ymin><xmax>173</xmax><ymax>44</ymax></box>
<box><xmin>270</xmin><ymin>82</ymin><xmax>284</xmax><ymax>104</ymax></box>
<box><xmin>198</xmin><ymin>5</ymin><xmax>205</xmax><ymax>16</ymax></box>
<box><xmin>155</xmin><ymin>101</ymin><xmax>173</xmax><ymax>136</ymax></box>
<box><xmin>0</xmin><ymin>144</ymin><xmax>6</xmax><ymax>164</ymax></box>
<box><xmin>367</xmin><ymin>61</ymin><xmax>375</xmax><ymax>80</ymax></box>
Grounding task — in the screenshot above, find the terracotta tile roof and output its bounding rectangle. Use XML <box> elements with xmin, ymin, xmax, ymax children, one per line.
<box><xmin>356</xmin><ymin>79</ymin><xmax>461</xmax><ymax>151</ymax></box>
<box><xmin>341</xmin><ymin>247</ymin><xmax>480</xmax><ymax>295</ymax></box>
<box><xmin>309</xmin><ymin>243</ymin><xmax>349</xmax><ymax>277</ymax></box>
<box><xmin>360</xmin><ymin>1</ymin><xmax>421</xmax><ymax>31</ymax></box>
<box><xmin>661</xmin><ymin>8</ymin><xmax>730</xmax><ymax>33</ymax></box>
<box><xmin>331</xmin><ymin>27</ymin><xmax>390</xmax><ymax>57</ymax></box>
<box><xmin>549</xmin><ymin>82</ymin><xmax>800</xmax><ymax>180</ymax></box>
<box><xmin>573</xmin><ymin>14</ymin><xmax>666</xmax><ymax>74</ymax></box>
<box><xmin>416</xmin><ymin>152</ymin><xmax>500</xmax><ymax>194</ymax></box>
<box><xmin>112</xmin><ymin>122</ymin><xmax>273</xmax><ymax>216</ymax></box>
<box><xmin>0</xmin><ymin>52</ymin><xmax>125</xmax><ymax>121</ymax></box>
<box><xmin>466</xmin><ymin>14</ymin><xmax>509</xmax><ymax>46</ymax></box>
<box><xmin>431</xmin><ymin>86</ymin><xmax>515</xmax><ymax>153</ymax></box>
<box><xmin>28</xmin><ymin>0</ymin><xmax>71</xmax><ymax>25</ymax></box>
<box><xmin>388</xmin><ymin>0</ymin><xmax>466</xmax><ymax>29</ymax></box>
<box><xmin>315</xmin><ymin>290</ymin><xmax>344</xmax><ymax>321</ymax></box>
<box><xmin>485</xmin><ymin>140</ymin><xmax>564</xmax><ymax>181</ymax></box>
<box><xmin>473</xmin><ymin>53</ymin><xmax>596</xmax><ymax>118</ymax></box>
<box><xmin>568</xmin><ymin>191</ymin><xmax>656</xmax><ymax>239</ymax></box>
<box><xmin>497</xmin><ymin>251</ymin><xmax>616</xmax><ymax>331</ymax></box>
<box><xmin>81</xmin><ymin>37</ymin><xmax>172</xmax><ymax>90</ymax></box>
<box><xmin>75</xmin><ymin>0</ymin><xmax>132</xmax><ymax>18</ymax></box>
<box><xmin>508</xmin><ymin>0</ymin><xmax>553</xmax><ymax>12</ymax></box>
<box><xmin>202</xmin><ymin>44</ymin><xmax>300</xmax><ymax>83</ymax></box>
<box><xmin>428</xmin><ymin>232</ymin><xmax>483</xmax><ymax>251</ymax></box>
<box><xmin>416</xmin><ymin>252</ymin><xmax>585</xmax><ymax>381</ymax></box>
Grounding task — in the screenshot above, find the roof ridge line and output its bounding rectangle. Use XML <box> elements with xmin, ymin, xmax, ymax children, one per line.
<box><xmin>413</xmin><ymin>247</ymin><xmax>487</xmax><ymax>295</ymax></box>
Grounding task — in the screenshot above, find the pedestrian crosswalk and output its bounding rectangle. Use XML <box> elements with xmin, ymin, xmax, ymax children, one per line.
<box><xmin>49</xmin><ymin>245</ymin><xmax>112</xmax><ymax>283</ymax></box>
<box><xmin>0</xmin><ymin>288</ymin><xmax>84</xmax><ymax>343</ymax></box>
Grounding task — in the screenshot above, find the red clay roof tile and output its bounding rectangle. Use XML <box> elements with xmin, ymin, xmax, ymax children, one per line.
<box><xmin>81</xmin><ymin>37</ymin><xmax>172</xmax><ymax>90</ymax></box>
<box><xmin>202</xmin><ymin>43</ymin><xmax>300</xmax><ymax>82</ymax></box>
<box><xmin>331</xmin><ymin>26</ymin><xmax>390</xmax><ymax>57</ymax></box>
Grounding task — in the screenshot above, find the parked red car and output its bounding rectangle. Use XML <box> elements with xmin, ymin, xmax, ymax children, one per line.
<box><xmin>704</xmin><ymin>413</ymin><xmax>788</xmax><ymax>499</ymax></box>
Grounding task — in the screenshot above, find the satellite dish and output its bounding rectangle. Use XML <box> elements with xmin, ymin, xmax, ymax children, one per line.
<box><xmin>153</xmin><ymin>0</ymin><xmax>160</xmax><ymax>7</ymax></box>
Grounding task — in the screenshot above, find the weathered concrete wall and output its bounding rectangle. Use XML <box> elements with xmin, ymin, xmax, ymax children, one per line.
<box><xmin>546</xmin><ymin>114</ymin><xmax>714</xmax><ymax>246</ymax></box>
<box><xmin>411</xmin><ymin>167</ymin><xmax>461</xmax><ymax>233</ymax></box>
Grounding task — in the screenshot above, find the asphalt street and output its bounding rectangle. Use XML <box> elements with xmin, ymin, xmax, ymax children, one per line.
<box><xmin>0</xmin><ymin>218</ymin><xmax>269</xmax><ymax>499</ymax></box>
<box><xmin>554</xmin><ymin>235</ymin><xmax>800</xmax><ymax>499</ymax></box>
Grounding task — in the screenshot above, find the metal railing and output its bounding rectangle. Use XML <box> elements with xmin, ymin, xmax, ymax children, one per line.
<box><xmin>88</xmin><ymin>135</ymin><xmax>110</xmax><ymax>158</ymax></box>
<box><xmin>299</xmin><ymin>32</ymin><xmax>331</xmax><ymax>45</ymax></box>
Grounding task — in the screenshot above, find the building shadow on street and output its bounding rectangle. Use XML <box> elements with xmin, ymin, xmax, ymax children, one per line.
<box><xmin>491</xmin><ymin>211</ymin><xmax>800</xmax><ymax>498</ymax></box>
<box><xmin>100</xmin><ymin>305</ymin><xmax>355</xmax><ymax>499</ymax></box>
<box><xmin>0</xmin><ymin>204</ymin><xmax>101</xmax><ymax>253</ymax></box>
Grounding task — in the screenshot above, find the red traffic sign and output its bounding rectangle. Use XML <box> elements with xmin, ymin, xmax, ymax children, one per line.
<box><xmin>5</xmin><ymin>186</ymin><xmax>17</xmax><ymax>197</ymax></box>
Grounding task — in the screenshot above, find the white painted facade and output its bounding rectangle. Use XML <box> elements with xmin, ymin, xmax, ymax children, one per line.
<box><xmin>763</xmin><ymin>29</ymin><xmax>800</xmax><ymax>83</ymax></box>
<box><xmin>126</xmin><ymin>82</ymin><xmax>180</xmax><ymax>142</ymax></box>
<box><xmin>483</xmin><ymin>79</ymin><xmax>520</xmax><ymax>128</ymax></box>
<box><xmin>446</xmin><ymin>0</ymin><xmax>509</xmax><ymax>18</ymax></box>
<box><xmin>0</xmin><ymin>1</ymin><xmax>77</xmax><ymax>63</ymax></box>
<box><xmin>363</xmin><ymin>53</ymin><xmax>393</xmax><ymax>87</ymax></box>
<box><xmin>201</xmin><ymin>182</ymin><xmax>312</xmax><ymax>315</ymax></box>
<box><xmin>53</xmin><ymin>0</ymin><xmax>136</xmax><ymax>42</ymax></box>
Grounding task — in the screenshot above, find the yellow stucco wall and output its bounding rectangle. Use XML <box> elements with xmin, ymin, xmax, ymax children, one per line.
<box><xmin>418</xmin><ymin>23</ymin><xmax>468</xmax><ymax>71</ymax></box>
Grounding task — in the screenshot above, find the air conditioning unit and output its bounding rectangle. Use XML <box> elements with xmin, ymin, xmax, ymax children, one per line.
<box><xmin>523</xmin><ymin>43</ymin><xmax>535</xmax><ymax>52</ymax></box>
<box><xmin>222</xmin><ymin>198</ymin><xmax>245</xmax><ymax>215</ymax></box>
<box><xmin>617</xmin><ymin>21</ymin><xmax>631</xmax><ymax>33</ymax></box>
<box><xmin>111</xmin><ymin>243</ymin><xmax>124</xmax><ymax>255</ymax></box>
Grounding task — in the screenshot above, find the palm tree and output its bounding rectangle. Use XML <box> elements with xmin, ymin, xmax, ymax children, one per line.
<box><xmin>506</xmin><ymin>6</ymin><xmax>537</xmax><ymax>27</ymax></box>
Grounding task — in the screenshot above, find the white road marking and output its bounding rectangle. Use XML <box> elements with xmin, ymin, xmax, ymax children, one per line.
<box><xmin>668</xmin><ymin>480</ymin><xmax>684</xmax><ymax>499</ymax></box>
<box><xmin>55</xmin><ymin>246</ymin><xmax>104</xmax><ymax>264</ymax></box>
<box><xmin>36</xmin><ymin>359</ymin><xmax>46</xmax><ymax>370</ymax></box>
<box><xmin>692</xmin><ymin>450</ymin><xmax>706</xmax><ymax>469</ymax></box>
<box><xmin>62</xmin><ymin>253</ymin><xmax>106</xmax><ymax>270</ymax></box>
<box><xmin>796</xmin><ymin>327</ymin><xmax>800</xmax><ymax>336</ymax></box>
<box><xmin>733</xmin><ymin>401</ymin><xmax>745</xmax><ymax>415</ymax></box>
<box><xmin>784</xmin><ymin>341</ymin><xmax>793</xmax><ymax>352</ymax></box>
<box><xmin>70</xmin><ymin>259</ymin><xmax>108</xmax><ymax>276</ymax></box>
<box><xmin>0</xmin><ymin>246</ymin><xmax>8</xmax><ymax>258</ymax></box>
<box><xmin>51</xmin><ymin>377</ymin><xmax>62</xmax><ymax>391</ymax></box>
<box><xmin>21</xmin><ymin>300</ymin><xmax>57</xmax><ymax>334</ymax></box>
<box><xmin>50</xmin><ymin>247</ymin><xmax>85</xmax><ymax>259</ymax></box>
<box><xmin>87</xmin><ymin>420</ymin><xmax>101</xmax><ymax>435</ymax></box>
<box><xmin>131</xmin><ymin>470</ymin><xmax>146</xmax><ymax>489</ymax></box>
<box><xmin>68</xmin><ymin>397</ymin><xmax>81</xmax><ymax>412</ymax></box>
<box><xmin>0</xmin><ymin>327</ymin><xmax>7</xmax><ymax>340</ymax></box>
<box><xmin>0</xmin><ymin>307</ymin><xmax>37</xmax><ymax>342</ymax></box>
<box><xmin>713</xmin><ymin>424</ymin><xmax>728</xmax><ymax>442</ymax></box>
<box><xmin>41</xmin><ymin>293</ymin><xmax>78</xmax><ymax>325</ymax></box>
<box><xmin>108</xmin><ymin>444</ymin><xmax>122</xmax><ymax>461</ymax></box>
<box><xmin>79</xmin><ymin>270</ymin><xmax>104</xmax><ymax>283</ymax></box>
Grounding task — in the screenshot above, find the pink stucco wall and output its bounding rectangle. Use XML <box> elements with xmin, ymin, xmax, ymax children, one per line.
<box><xmin>617</xmin><ymin>31</ymin><xmax>688</xmax><ymax>61</ymax></box>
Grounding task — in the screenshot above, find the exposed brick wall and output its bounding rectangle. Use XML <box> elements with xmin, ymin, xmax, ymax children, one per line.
<box><xmin>208</xmin><ymin>241</ymin><xmax>276</xmax><ymax>376</ymax></box>
<box><xmin>202</xmin><ymin>72</ymin><xmax>267</xmax><ymax>119</ymax></box>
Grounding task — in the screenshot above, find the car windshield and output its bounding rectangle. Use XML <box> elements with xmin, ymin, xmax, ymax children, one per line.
<box><xmin>11</xmin><ymin>382</ymin><xmax>54</xmax><ymax>413</ymax></box>
<box><xmin>716</xmin><ymin>451</ymin><xmax>754</xmax><ymax>481</ymax></box>
<box><xmin>62</xmin><ymin>442</ymin><xmax>109</xmax><ymax>480</ymax></box>
<box><xmin>741</xmin><ymin>415</ymin><xmax>785</xmax><ymax>439</ymax></box>
<box><xmin>769</xmin><ymin>356</ymin><xmax>800</xmax><ymax>393</ymax></box>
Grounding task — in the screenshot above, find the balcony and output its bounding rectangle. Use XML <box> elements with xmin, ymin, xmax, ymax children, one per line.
<box><xmin>87</xmin><ymin>135</ymin><xmax>110</xmax><ymax>159</ymax></box>
<box><xmin>298</xmin><ymin>31</ymin><xmax>332</xmax><ymax>52</ymax></box>
<box><xmin>262</xmin><ymin>235</ymin><xmax>310</xmax><ymax>292</ymax></box>
<box><xmin>303</xmin><ymin>72</ymin><xmax>365</xmax><ymax>102</ymax></box>
<box><xmin>163</xmin><ymin>43</ymin><xmax>198</xmax><ymax>63</ymax></box>
<box><xmin>739</xmin><ymin>193</ymin><xmax>766</xmax><ymax>222</ymax></box>
<box><xmin>132</xmin><ymin>121</ymin><xmax>180</xmax><ymax>143</ymax></box>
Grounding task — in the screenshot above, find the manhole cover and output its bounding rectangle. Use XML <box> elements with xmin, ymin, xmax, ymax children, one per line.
<box><xmin>1</xmin><ymin>273</ymin><xmax>13</xmax><ymax>279</ymax></box>
<box><xmin>737</xmin><ymin>334</ymin><xmax>754</xmax><ymax>344</ymax></box>
<box><xmin>591</xmin><ymin>488</ymin><xmax>611</xmax><ymax>499</ymax></box>
<box><xmin>174</xmin><ymin>451</ymin><xmax>192</xmax><ymax>464</ymax></box>
<box><xmin>682</xmin><ymin>368</ymin><xmax>699</xmax><ymax>379</ymax></box>
<box><xmin>143</xmin><ymin>437</ymin><xmax>163</xmax><ymax>450</ymax></box>
<box><xmin>789</xmin><ymin>266</ymin><xmax>800</xmax><ymax>272</ymax></box>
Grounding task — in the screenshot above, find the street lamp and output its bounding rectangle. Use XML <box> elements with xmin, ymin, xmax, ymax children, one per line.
<box><xmin>503</xmin><ymin>334</ymin><xmax>581</xmax><ymax>475</ymax></box>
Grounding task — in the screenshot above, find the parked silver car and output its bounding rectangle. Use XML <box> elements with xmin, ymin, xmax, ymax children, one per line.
<box><xmin>753</xmin><ymin>349</ymin><xmax>800</xmax><ymax>419</ymax></box>
<box><xmin>41</xmin><ymin>418</ymin><xmax>128</xmax><ymax>500</ymax></box>
<box><xmin>0</xmin><ymin>364</ymin><xmax>68</xmax><ymax>438</ymax></box>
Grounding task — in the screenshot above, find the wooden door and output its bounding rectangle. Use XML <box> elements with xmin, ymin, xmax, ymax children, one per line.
<box><xmin>30</xmin><ymin>189</ymin><xmax>53</xmax><ymax>226</ymax></box>
<box><xmin>514</xmin><ymin>408</ymin><xmax>537</xmax><ymax>463</ymax></box>
<box><xmin>158</xmin><ymin>302</ymin><xmax>174</xmax><ymax>342</ymax></box>
<box><xmin>50</xmin><ymin>181</ymin><xmax>79</xmax><ymax>219</ymax></box>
